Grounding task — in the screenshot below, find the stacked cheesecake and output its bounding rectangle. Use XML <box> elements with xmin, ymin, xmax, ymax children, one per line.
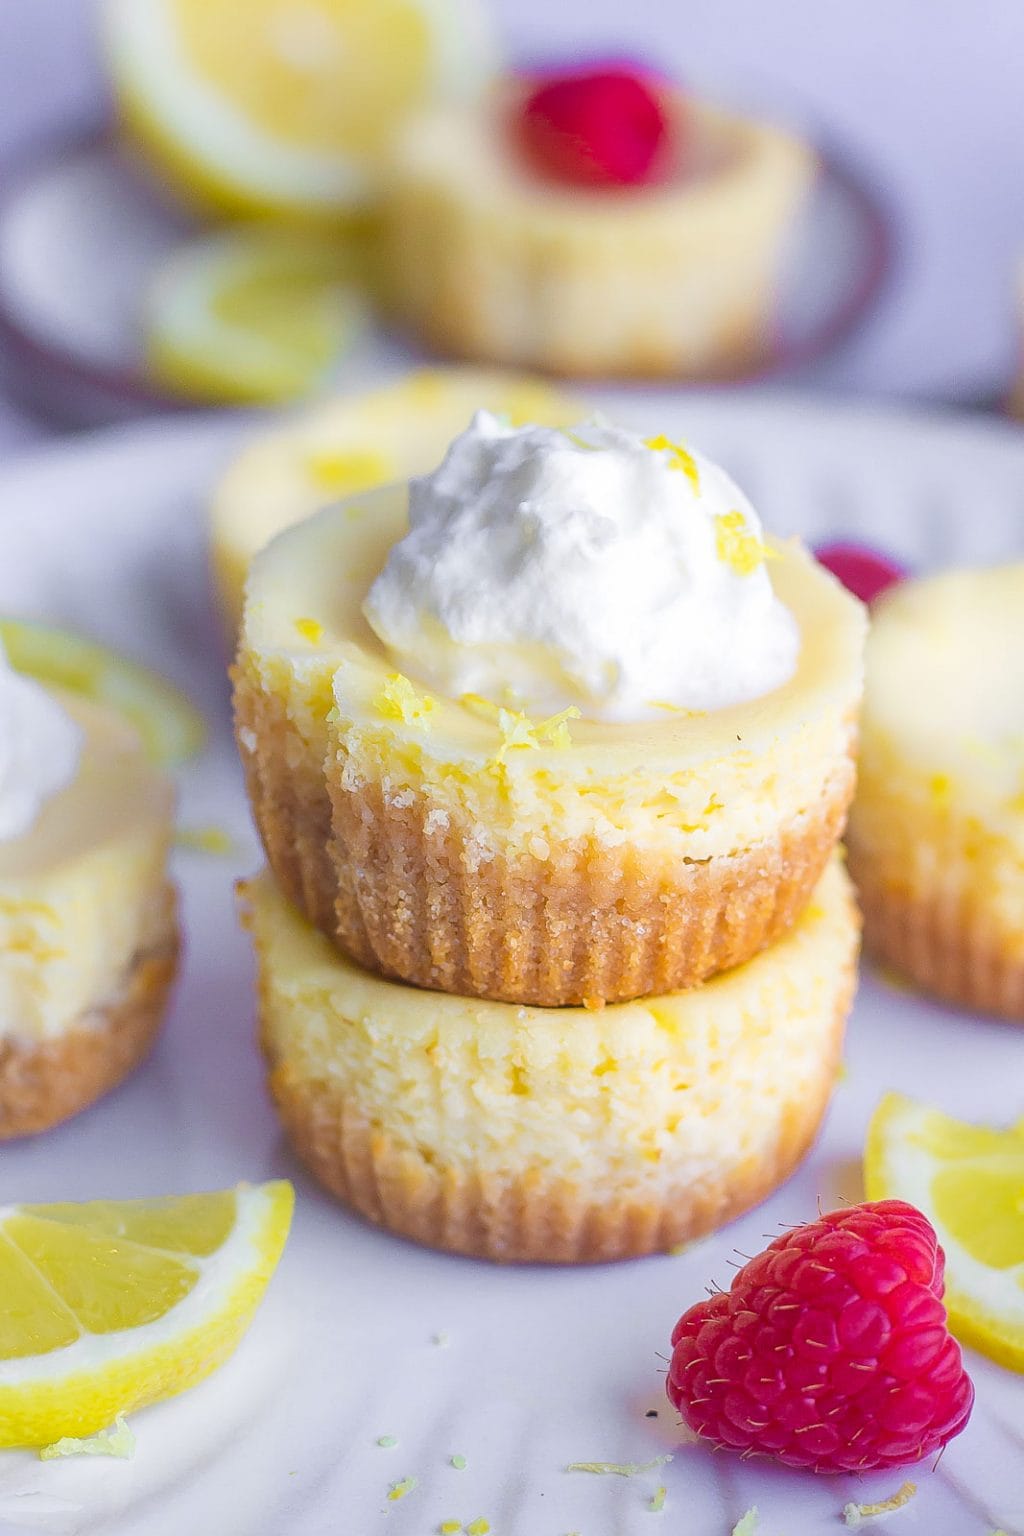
<box><xmin>234</xmin><ymin>415</ymin><xmax>866</xmax><ymax>1263</ymax></box>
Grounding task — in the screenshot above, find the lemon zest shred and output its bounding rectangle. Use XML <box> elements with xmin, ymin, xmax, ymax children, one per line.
<box><xmin>374</xmin><ymin>673</ymin><xmax>436</xmax><ymax>729</ymax></box>
<box><xmin>562</xmin><ymin>428</ymin><xmax>601</xmax><ymax>452</ymax></box>
<box><xmin>644</xmin><ymin>434</ymin><xmax>700</xmax><ymax>493</ymax></box>
<box><xmin>649</xmin><ymin>1485</ymin><xmax>667</xmax><ymax>1512</ymax></box>
<box><xmin>566</xmin><ymin>1455</ymin><xmax>672</xmax><ymax>1477</ymax></box>
<box><xmin>40</xmin><ymin>1414</ymin><xmax>135</xmax><ymax>1462</ymax></box>
<box><xmin>466</xmin><ymin>1521</ymin><xmax>490</xmax><ymax>1536</ymax></box>
<box><xmin>377</xmin><ymin>1434</ymin><xmax>397</xmax><ymax>1448</ymax></box>
<box><xmin>493</xmin><ymin>705</ymin><xmax>580</xmax><ymax>761</ymax></box>
<box><xmin>714</xmin><ymin>510</ymin><xmax>775</xmax><ymax>576</ymax></box>
<box><xmin>440</xmin><ymin>1524</ymin><xmax>463</xmax><ymax>1535</ymax></box>
<box><xmin>647</xmin><ymin>700</ymin><xmax>707</xmax><ymax>717</ymax></box>
<box><xmin>176</xmin><ymin>823</ymin><xmax>235</xmax><ymax>856</ymax></box>
<box><xmin>388</xmin><ymin>1476</ymin><xmax>418</xmax><ymax>1502</ymax></box>
<box><xmin>842</xmin><ymin>1482</ymin><xmax>917</xmax><ymax>1527</ymax></box>
<box><xmin>293</xmin><ymin>616</ymin><xmax>323</xmax><ymax>644</ymax></box>
<box><xmin>450</xmin><ymin>1453</ymin><xmax>467</xmax><ymax>1470</ymax></box>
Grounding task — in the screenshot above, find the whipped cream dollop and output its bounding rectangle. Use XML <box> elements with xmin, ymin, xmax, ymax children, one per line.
<box><xmin>363</xmin><ymin>412</ymin><xmax>799</xmax><ymax>722</ymax></box>
<box><xmin>0</xmin><ymin>640</ymin><xmax>82</xmax><ymax>842</ymax></box>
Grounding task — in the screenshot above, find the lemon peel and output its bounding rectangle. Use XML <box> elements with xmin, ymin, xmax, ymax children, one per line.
<box><xmin>440</xmin><ymin>1523</ymin><xmax>462</xmax><ymax>1535</ymax></box>
<box><xmin>842</xmin><ymin>1481</ymin><xmax>916</xmax><ymax>1527</ymax></box>
<box><xmin>388</xmin><ymin>1476</ymin><xmax>418</xmax><ymax>1502</ymax></box>
<box><xmin>714</xmin><ymin>511</ymin><xmax>774</xmax><ymax>577</ymax></box>
<box><xmin>40</xmin><ymin>1414</ymin><xmax>135</xmax><ymax>1462</ymax></box>
<box><xmin>566</xmin><ymin>1456</ymin><xmax>672</xmax><ymax>1477</ymax></box>
<box><xmin>450</xmin><ymin>1453</ymin><xmax>467</xmax><ymax>1470</ymax></box>
<box><xmin>374</xmin><ymin>673</ymin><xmax>436</xmax><ymax>728</ymax></box>
<box><xmin>644</xmin><ymin>434</ymin><xmax>700</xmax><ymax>494</ymax></box>
<box><xmin>466</xmin><ymin>1521</ymin><xmax>490</xmax><ymax>1536</ymax></box>
<box><xmin>649</xmin><ymin>1485</ymin><xmax>667</xmax><ymax>1512</ymax></box>
<box><xmin>377</xmin><ymin>1434</ymin><xmax>397</xmax><ymax>1448</ymax></box>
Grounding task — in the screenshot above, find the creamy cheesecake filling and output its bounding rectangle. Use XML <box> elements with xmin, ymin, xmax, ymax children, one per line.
<box><xmin>241</xmin><ymin>480</ymin><xmax>864</xmax><ymax>859</ymax></box>
<box><xmin>0</xmin><ymin>694</ymin><xmax>175</xmax><ymax>1043</ymax></box>
<box><xmin>0</xmin><ymin>641</ymin><xmax>82</xmax><ymax>843</ymax></box>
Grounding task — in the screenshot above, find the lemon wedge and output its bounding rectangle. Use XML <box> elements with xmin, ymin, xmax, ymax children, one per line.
<box><xmin>0</xmin><ymin>618</ymin><xmax>205</xmax><ymax>766</ymax></box>
<box><xmin>0</xmin><ymin>1181</ymin><xmax>293</xmax><ymax>1446</ymax></box>
<box><xmin>102</xmin><ymin>0</ymin><xmax>496</xmax><ymax>221</ymax></box>
<box><xmin>144</xmin><ymin>229</ymin><xmax>365</xmax><ymax>405</ymax></box>
<box><xmin>865</xmin><ymin>1092</ymin><xmax>1024</xmax><ymax>1371</ymax></box>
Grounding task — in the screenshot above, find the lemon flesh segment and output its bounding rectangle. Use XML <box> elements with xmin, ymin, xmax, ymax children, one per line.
<box><xmin>145</xmin><ymin>230</ymin><xmax>364</xmax><ymax>405</ymax></box>
<box><xmin>865</xmin><ymin>1092</ymin><xmax>1024</xmax><ymax>1371</ymax></box>
<box><xmin>0</xmin><ymin>1181</ymin><xmax>293</xmax><ymax>1447</ymax></box>
<box><xmin>0</xmin><ymin>619</ymin><xmax>205</xmax><ymax>767</ymax></box>
<box><xmin>102</xmin><ymin>0</ymin><xmax>496</xmax><ymax>219</ymax></box>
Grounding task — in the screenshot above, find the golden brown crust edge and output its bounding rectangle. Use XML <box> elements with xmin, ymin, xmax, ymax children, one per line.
<box><xmin>235</xmin><ymin>671</ymin><xmax>856</xmax><ymax>1004</ymax></box>
<box><xmin>0</xmin><ymin>886</ymin><xmax>180</xmax><ymax>1140</ymax></box>
<box><xmin>848</xmin><ymin>858</ymin><xmax>1024</xmax><ymax>1022</ymax></box>
<box><xmin>260</xmin><ymin>981</ymin><xmax>848</xmax><ymax>1265</ymax></box>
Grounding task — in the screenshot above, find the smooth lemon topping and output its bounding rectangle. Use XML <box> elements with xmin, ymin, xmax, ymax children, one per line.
<box><xmin>373</xmin><ymin>672</ymin><xmax>437</xmax><ymax>728</ymax></box>
<box><xmin>644</xmin><ymin>434</ymin><xmax>700</xmax><ymax>493</ymax></box>
<box><xmin>294</xmin><ymin>617</ymin><xmax>324</xmax><ymax>644</ymax></box>
<box><xmin>714</xmin><ymin>510</ymin><xmax>773</xmax><ymax>576</ymax></box>
<box><xmin>842</xmin><ymin>1481</ymin><xmax>916</xmax><ymax>1527</ymax></box>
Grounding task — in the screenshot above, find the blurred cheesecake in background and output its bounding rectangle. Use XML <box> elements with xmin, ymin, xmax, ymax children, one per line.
<box><xmin>382</xmin><ymin>65</ymin><xmax>816</xmax><ymax>378</ymax></box>
<box><xmin>0</xmin><ymin>635</ymin><xmax>183</xmax><ymax>1138</ymax></box>
<box><xmin>210</xmin><ymin>368</ymin><xmax>581</xmax><ymax>628</ymax></box>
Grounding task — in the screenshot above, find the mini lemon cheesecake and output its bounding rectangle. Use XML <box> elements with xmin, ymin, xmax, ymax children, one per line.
<box><xmin>244</xmin><ymin>854</ymin><xmax>858</xmax><ymax>1263</ymax></box>
<box><xmin>211</xmin><ymin>369</ymin><xmax>581</xmax><ymax>630</ymax></box>
<box><xmin>383</xmin><ymin>69</ymin><xmax>814</xmax><ymax>378</ymax></box>
<box><xmin>847</xmin><ymin>563</ymin><xmax>1024</xmax><ymax>1019</ymax></box>
<box><xmin>0</xmin><ymin>659</ymin><xmax>178</xmax><ymax>1137</ymax></box>
<box><xmin>235</xmin><ymin>415</ymin><xmax>865</xmax><ymax>1005</ymax></box>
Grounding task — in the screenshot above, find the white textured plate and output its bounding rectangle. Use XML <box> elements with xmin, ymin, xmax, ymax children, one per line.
<box><xmin>0</xmin><ymin>394</ymin><xmax>1023</xmax><ymax>1536</ymax></box>
<box><xmin>0</xmin><ymin>137</ymin><xmax>890</xmax><ymax>427</ymax></box>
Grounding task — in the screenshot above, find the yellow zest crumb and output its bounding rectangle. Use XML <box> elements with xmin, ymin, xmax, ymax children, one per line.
<box><xmin>649</xmin><ymin>1485</ymin><xmax>667</xmax><ymax>1512</ymax></box>
<box><xmin>440</xmin><ymin>1523</ymin><xmax>463</xmax><ymax>1535</ymax></box>
<box><xmin>495</xmin><ymin>705</ymin><xmax>580</xmax><ymax>760</ymax></box>
<box><xmin>388</xmin><ymin>1476</ymin><xmax>418</xmax><ymax>1502</ymax></box>
<box><xmin>647</xmin><ymin>700</ymin><xmax>706</xmax><ymax>717</ymax></box>
<box><xmin>644</xmin><ymin>434</ymin><xmax>700</xmax><ymax>493</ymax></box>
<box><xmin>375</xmin><ymin>673</ymin><xmax>436</xmax><ymax>729</ymax></box>
<box><xmin>928</xmin><ymin>772</ymin><xmax>952</xmax><ymax>807</ymax></box>
<box><xmin>842</xmin><ymin>1481</ymin><xmax>916</xmax><ymax>1527</ymax></box>
<box><xmin>305</xmin><ymin>447</ymin><xmax>389</xmax><ymax>493</ymax></box>
<box><xmin>466</xmin><ymin>1521</ymin><xmax>490</xmax><ymax>1536</ymax></box>
<box><xmin>377</xmin><ymin>1435</ymin><xmax>397</xmax><ymax>1448</ymax></box>
<box><xmin>732</xmin><ymin>1512</ymin><xmax>758</xmax><ymax>1536</ymax></box>
<box><xmin>175</xmin><ymin>824</ymin><xmax>235</xmax><ymax>856</ymax></box>
<box><xmin>562</xmin><ymin>428</ymin><xmax>601</xmax><ymax>452</ymax></box>
<box><xmin>450</xmin><ymin>1453</ymin><xmax>467</xmax><ymax>1470</ymax></box>
<box><xmin>714</xmin><ymin>510</ymin><xmax>774</xmax><ymax>576</ymax></box>
<box><xmin>293</xmin><ymin>616</ymin><xmax>323</xmax><ymax>644</ymax></box>
<box><xmin>566</xmin><ymin>1455</ymin><xmax>672</xmax><ymax>1477</ymax></box>
<box><xmin>40</xmin><ymin>1414</ymin><xmax>135</xmax><ymax>1462</ymax></box>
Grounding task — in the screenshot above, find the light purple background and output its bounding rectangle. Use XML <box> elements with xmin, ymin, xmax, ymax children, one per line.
<box><xmin>2</xmin><ymin>0</ymin><xmax>1023</xmax><ymax>455</ymax></box>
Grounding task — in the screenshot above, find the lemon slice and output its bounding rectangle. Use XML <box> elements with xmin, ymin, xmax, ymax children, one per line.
<box><xmin>102</xmin><ymin>0</ymin><xmax>496</xmax><ymax>220</ymax></box>
<box><xmin>866</xmin><ymin>1092</ymin><xmax>1024</xmax><ymax>1370</ymax></box>
<box><xmin>0</xmin><ymin>1181</ymin><xmax>293</xmax><ymax>1446</ymax></box>
<box><xmin>144</xmin><ymin>229</ymin><xmax>365</xmax><ymax>405</ymax></box>
<box><xmin>0</xmin><ymin>619</ymin><xmax>205</xmax><ymax>766</ymax></box>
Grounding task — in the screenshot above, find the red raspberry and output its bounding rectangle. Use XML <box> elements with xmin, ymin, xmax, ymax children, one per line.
<box><xmin>516</xmin><ymin>66</ymin><xmax>671</xmax><ymax>189</ymax></box>
<box><xmin>666</xmin><ymin>1200</ymin><xmax>974</xmax><ymax>1473</ymax></box>
<box><xmin>815</xmin><ymin>542</ymin><xmax>907</xmax><ymax>605</ymax></box>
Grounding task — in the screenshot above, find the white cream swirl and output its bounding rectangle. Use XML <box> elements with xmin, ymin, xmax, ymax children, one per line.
<box><xmin>0</xmin><ymin>640</ymin><xmax>82</xmax><ymax>842</ymax></box>
<box><xmin>364</xmin><ymin>412</ymin><xmax>799</xmax><ymax>722</ymax></box>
